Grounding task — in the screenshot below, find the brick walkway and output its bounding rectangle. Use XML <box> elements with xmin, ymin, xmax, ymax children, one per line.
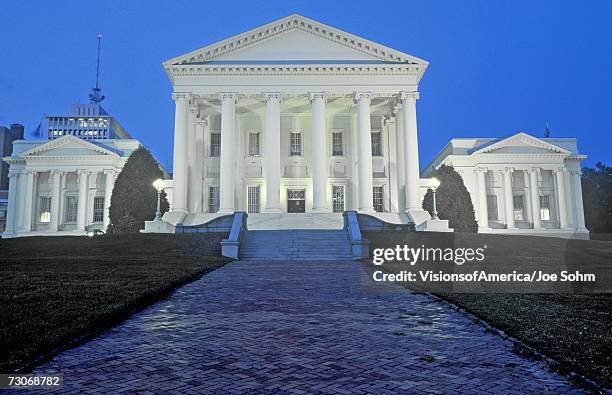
<box><xmin>28</xmin><ymin>260</ymin><xmax>582</xmax><ymax>394</ymax></box>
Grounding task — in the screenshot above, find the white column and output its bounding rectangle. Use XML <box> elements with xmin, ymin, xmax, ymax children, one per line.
<box><xmin>400</xmin><ymin>91</ymin><xmax>421</xmax><ymax>210</ymax></box>
<box><xmin>354</xmin><ymin>92</ymin><xmax>374</xmax><ymax>212</ymax></box>
<box><xmin>475</xmin><ymin>168</ymin><xmax>489</xmax><ymax>229</ymax></box>
<box><xmin>103</xmin><ymin>170</ymin><xmax>115</xmax><ymax>231</ymax></box>
<box><xmin>50</xmin><ymin>170</ymin><xmax>61</xmax><ymax>231</ymax></box>
<box><xmin>22</xmin><ymin>170</ymin><xmax>35</xmax><ymax>232</ymax></box>
<box><xmin>187</xmin><ymin>104</ymin><xmax>198</xmax><ymax>213</ymax></box>
<box><xmin>4</xmin><ymin>171</ymin><xmax>19</xmax><ymax>234</ymax></box>
<box><xmin>77</xmin><ymin>170</ymin><xmax>89</xmax><ymax>231</ymax></box>
<box><xmin>193</xmin><ymin>116</ymin><xmax>206</xmax><ymax>213</ymax></box>
<box><xmin>503</xmin><ymin>167</ymin><xmax>516</xmax><ymax>229</ymax></box>
<box><xmin>529</xmin><ymin>168</ymin><xmax>542</xmax><ymax>229</ymax></box>
<box><xmin>219</xmin><ymin>93</ymin><xmax>237</xmax><ymax>213</ymax></box>
<box><xmin>571</xmin><ymin>169</ymin><xmax>587</xmax><ymax>230</ymax></box>
<box><xmin>310</xmin><ymin>92</ymin><xmax>329</xmax><ymax>212</ymax></box>
<box><xmin>172</xmin><ymin>94</ymin><xmax>189</xmax><ymax>213</ymax></box>
<box><xmin>264</xmin><ymin>92</ymin><xmax>282</xmax><ymax>212</ymax></box>
<box><xmin>394</xmin><ymin>105</ymin><xmax>406</xmax><ymax>212</ymax></box>
<box><xmin>554</xmin><ymin>168</ymin><xmax>569</xmax><ymax>228</ymax></box>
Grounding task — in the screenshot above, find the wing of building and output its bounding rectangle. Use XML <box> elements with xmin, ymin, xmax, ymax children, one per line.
<box><xmin>422</xmin><ymin>132</ymin><xmax>589</xmax><ymax>239</ymax></box>
<box><xmin>159</xmin><ymin>13</ymin><xmax>436</xmax><ymax>231</ymax></box>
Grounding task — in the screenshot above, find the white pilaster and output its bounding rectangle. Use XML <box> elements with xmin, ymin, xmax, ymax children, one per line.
<box><xmin>554</xmin><ymin>168</ymin><xmax>569</xmax><ymax>228</ymax></box>
<box><xmin>400</xmin><ymin>91</ymin><xmax>421</xmax><ymax>210</ymax></box>
<box><xmin>264</xmin><ymin>92</ymin><xmax>282</xmax><ymax>213</ymax></box>
<box><xmin>571</xmin><ymin>169</ymin><xmax>587</xmax><ymax>230</ymax></box>
<box><xmin>77</xmin><ymin>170</ymin><xmax>89</xmax><ymax>231</ymax></box>
<box><xmin>503</xmin><ymin>167</ymin><xmax>516</xmax><ymax>229</ymax></box>
<box><xmin>394</xmin><ymin>105</ymin><xmax>406</xmax><ymax>212</ymax></box>
<box><xmin>103</xmin><ymin>170</ymin><xmax>115</xmax><ymax>231</ymax></box>
<box><xmin>354</xmin><ymin>91</ymin><xmax>374</xmax><ymax>212</ymax></box>
<box><xmin>475</xmin><ymin>168</ymin><xmax>489</xmax><ymax>229</ymax></box>
<box><xmin>193</xmin><ymin>115</ymin><xmax>206</xmax><ymax>213</ymax></box>
<box><xmin>22</xmin><ymin>170</ymin><xmax>35</xmax><ymax>232</ymax></box>
<box><xmin>310</xmin><ymin>92</ymin><xmax>329</xmax><ymax>212</ymax></box>
<box><xmin>219</xmin><ymin>93</ymin><xmax>238</xmax><ymax>213</ymax></box>
<box><xmin>4</xmin><ymin>171</ymin><xmax>19</xmax><ymax>235</ymax></box>
<box><xmin>529</xmin><ymin>168</ymin><xmax>542</xmax><ymax>229</ymax></box>
<box><xmin>171</xmin><ymin>94</ymin><xmax>189</xmax><ymax>214</ymax></box>
<box><xmin>50</xmin><ymin>170</ymin><xmax>61</xmax><ymax>231</ymax></box>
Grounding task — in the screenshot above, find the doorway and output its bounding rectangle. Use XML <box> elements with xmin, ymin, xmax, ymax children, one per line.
<box><xmin>287</xmin><ymin>189</ymin><xmax>306</xmax><ymax>213</ymax></box>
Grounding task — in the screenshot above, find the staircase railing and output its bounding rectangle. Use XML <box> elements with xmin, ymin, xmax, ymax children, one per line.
<box><xmin>221</xmin><ymin>211</ymin><xmax>248</xmax><ymax>259</ymax></box>
<box><xmin>343</xmin><ymin>211</ymin><xmax>370</xmax><ymax>259</ymax></box>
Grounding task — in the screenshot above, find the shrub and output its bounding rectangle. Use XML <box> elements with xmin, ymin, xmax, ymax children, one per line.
<box><xmin>582</xmin><ymin>162</ymin><xmax>612</xmax><ymax>233</ymax></box>
<box><xmin>107</xmin><ymin>147</ymin><xmax>169</xmax><ymax>233</ymax></box>
<box><xmin>422</xmin><ymin>165</ymin><xmax>478</xmax><ymax>232</ymax></box>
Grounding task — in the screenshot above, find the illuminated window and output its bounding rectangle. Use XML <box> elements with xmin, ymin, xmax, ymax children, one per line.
<box><xmin>332</xmin><ymin>131</ymin><xmax>343</xmax><ymax>156</ymax></box>
<box><xmin>371</xmin><ymin>131</ymin><xmax>382</xmax><ymax>156</ymax></box>
<box><xmin>373</xmin><ymin>186</ymin><xmax>384</xmax><ymax>212</ymax></box>
<box><xmin>39</xmin><ymin>197</ymin><xmax>51</xmax><ymax>223</ymax></box>
<box><xmin>540</xmin><ymin>195</ymin><xmax>551</xmax><ymax>221</ymax></box>
<box><xmin>290</xmin><ymin>131</ymin><xmax>301</xmax><ymax>156</ymax></box>
<box><xmin>332</xmin><ymin>185</ymin><xmax>344</xmax><ymax>213</ymax></box>
<box><xmin>247</xmin><ymin>186</ymin><xmax>260</xmax><ymax>213</ymax></box>
<box><xmin>208</xmin><ymin>186</ymin><xmax>219</xmax><ymax>213</ymax></box>
<box><xmin>248</xmin><ymin>132</ymin><xmax>260</xmax><ymax>156</ymax></box>
<box><xmin>210</xmin><ymin>132</ymin><xmax>221</xmax><ymax>157</ymax></box>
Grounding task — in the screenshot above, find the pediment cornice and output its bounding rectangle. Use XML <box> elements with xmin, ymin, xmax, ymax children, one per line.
<box><xmin>163</xmin><ymin>14</ymin><xmax>428</xmax><ymax>71</ymax></box>
<box><xmin>472</xmin><ymin>132</ymin><xmax>571</xmax><ymax>155</ymax></box>
<box><xmin>20</xmin><ymin>135</ymin><xmax>120</xmax><ymax>158</ymax></box>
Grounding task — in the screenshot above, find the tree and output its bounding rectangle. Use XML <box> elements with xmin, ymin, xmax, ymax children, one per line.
<box><xmin>422</xmin><ymin>165</ymin><xmax>478</xmax><ymax>233</ymax></box>
<box><xmin>582</xmin><ymin>162</ymin><xmax>612</xmax><ymax>233</ymax></box>
<box><xmin>107</xmin><ymin>147</ymin><xmax>169</xmax><ymax>234</ymax></box>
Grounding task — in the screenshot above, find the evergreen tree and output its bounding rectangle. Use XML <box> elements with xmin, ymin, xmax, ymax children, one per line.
<box><xmin>582</xmin><ymin>162</ymin><xmax>612</xmax><ymax>233</ymax></box>
<box><xmin>422</xmin><ymin>165</ymin><xmax>478</xmax><ymax>232</ymax></box>
<box><xmin>107</xmin><ymin>147</ymin><xmax>169</xmax><ymax>233</ymax></box>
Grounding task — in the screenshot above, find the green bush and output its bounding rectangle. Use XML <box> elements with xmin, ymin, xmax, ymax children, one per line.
<box><xmin>107</xmin><ymin>147</ymin><xmax>169</xmax><ymax>233</ymax></box>
<box><xmin>422</xmin><ymin>165</ymin><xmax>478</xmax><ymax>232</ymax></box>
<box><xmin>582</xmin><ymin>162</ymin><xmax>612</xmax><ymax>233</ymax></box>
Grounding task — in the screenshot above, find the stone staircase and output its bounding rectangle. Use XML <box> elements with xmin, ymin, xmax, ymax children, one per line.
<box><xmin>239</xmin><ymin>229</ymin><xmax>353</xmax><ymax>261</ymax></box>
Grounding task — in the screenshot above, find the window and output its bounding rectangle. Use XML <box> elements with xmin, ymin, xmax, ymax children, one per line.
<box><xmin>373</xmin><ymin>186</ymin><xmax>384</xmax><ymax>212</ymax></box>
<box><xmin>540</xmin><ymin>195</ymin><xmax>551</xmax><ymax>221</ymax></box>
<box><xmin>513</xmin><ymin>195</ymin><xmax>525</xmax><ymax>221</ymax></box>
<box><xmin>332</xmin><ymin>131</ymin><xmax>343</xmax><ymax>156</ymax></box>
<box><xmin>371</xmin><ymin>131</ymin><xmax>382</xmax><ymax>156</ymax></box>
<box><xmin>210</xmin><ymin>132</ymin><xmax>221</xmax><ymax>157</ymax></box>
<box><xmin>486</xmin><ymin>195</ymin><xmax>498</xmax><ymax>221</ymax></box>
<box><xmin>290</xmin><ymin>131</ymin><xmax>301</xmax><ymax>156</ymax></box>
<box><xmin>208</xmin><ymin>186</ymin><xmax>220</xmax><ymax>213</ymax></box>
<box><xmin>332</xmin><ymin>185</ymin><xmax>344</xmax><ymax>213</ymax></box>
<box><xmin>93</xmin><ymin>197</ymin><xmax>104</xmax><ymax>222</ymax></box>
<box><xmin>65</xmin><ymin>196</ymin><xmax>78</xmax><ymax>223</ymax></box>
<box><xmin>39</xmin><ymin>197</ymin><xmax>52</xmax><ymax>223</ymax></box>
<box><xmin>248</xmin><ymin>132</ymin><xmax>260</xmax><ymax>156</ymax></box>
<box><xmin>247</xmin><ymin>186</ymin><xmax>260</xmax><ymax>213</ymax></box>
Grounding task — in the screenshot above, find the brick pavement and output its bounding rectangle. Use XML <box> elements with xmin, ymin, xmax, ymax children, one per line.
<box><xmin>24</xmin><ymin>260</ymin><xmax>583</xmax><ymax>394</ymax></box>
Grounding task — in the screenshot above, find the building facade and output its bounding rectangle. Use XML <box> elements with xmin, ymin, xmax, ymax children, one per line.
<box><xmin>160</xmin><ymin>14</ymin><xmax>433</xmax><ymax>230</ymax></box>
<box><xmin>423</xmin><ymin>133</ymin><xmax>589</xmax><ymax>239</ymax></box>
<box><xmin>2</xmin><ymin>104</ymin><xmax>143</xmax><ymax>238</ymax></box>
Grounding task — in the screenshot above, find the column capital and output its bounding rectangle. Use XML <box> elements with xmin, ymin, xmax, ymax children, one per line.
<box><xmin>171</xmin><ymin>93</ymin><xmax>189</xmax><ymax>101</ymax></box>
<box><xmin>25</xmin><ymin>169</ymin><xmax>36</xmax><ymax>175</ymax></box>
<box><xmin>308</xmin><ymin>92</ymin><xmax>327</xmax><ymax>103</ymax></box>
<box><xmin>398</xmin><ymin>91</ymin><xmax>420</xmax><ymax>102</ymax></box>
<box><xmin>195</xmin><ymin>115</ymin><xmax>208</xmax><ymax>127</ymax></box>
<box><xmin>103</xmin><ymin>169</ymin><xmax>117</xmax><ymax>176</ymax></box>
<box><xmin>264</xmin><ymin>92</ymin><xmax>283</xmax><ymax>102</ymax></box>
<box><xmin>77</xmin><ymin>169</ymin><xmax>89</xmax><ymax>176</ymax></box>
<box><xmin>570</xmin><ymin>169</ymin><xmax>582</xmax><ymax>176</ymax></box>
<box><xmin>353</xmin><ymin>91</ymin><xmax>372</xmax><ymax>104</ymax></box>
<box><xmin>475</xmin><ymin>167</ymin><xmax>488</xmax><ymax>175</ymax></box>
<box><xmin>188</xmin><ymin>105</ymin><xmax>199</xmax><ymax>115</ymax></box>
<box><xmin>219</xmin><ymin>92</ymin><xmax>239</xmax><ymax>103</ymax></box>
<box><xmin>51</xmin><ymin>169</ymin><xmax>62</xmax><ymax>176</ymax></box>
<box><xmin>552</xmin><ymin>167</ymin><xmax>567</xmax><ymax>175</ymax></box>
<box><xmin>529</xmin><ymin>167</ymin><xmax>541</xmax><ymax>175</ymax></box>
<box><xmin>504</xmin><ymin>167</ymin><xmax>514</xmax><ymax>174</ymax></box>
<box><xmin>8</xmin><ymin>171</ymin><xmax>20</xmax><ymax>178</ymax></box>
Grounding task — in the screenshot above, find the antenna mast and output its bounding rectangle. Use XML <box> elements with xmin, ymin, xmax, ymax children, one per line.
<box><xmin>89</xmin><ymin>34</ymin><xmax>105</xmax><ymax>103</ymax></box>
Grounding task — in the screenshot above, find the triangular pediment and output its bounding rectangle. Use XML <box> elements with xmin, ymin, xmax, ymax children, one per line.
<box><xmin>163</xmin><ymin>14</ymin><xmax>427</xmax><ymax>67</ymax></box>
<box><xmin>21</xmin><ymin>135</ymin><xmax>119</xmax><ymax>157</ymax></box>
<box><xmin>473</xmin><ymin>132</ymin><xmax>571</xmax><ymax>155</ymax></box>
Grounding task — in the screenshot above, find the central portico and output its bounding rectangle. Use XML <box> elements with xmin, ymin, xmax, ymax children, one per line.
<box><xmin>161</xmin><ymin>14</ymin><xmax>432</xmax><ymax>229</ymax></box>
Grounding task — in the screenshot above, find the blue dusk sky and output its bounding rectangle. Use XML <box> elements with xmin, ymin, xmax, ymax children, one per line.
<box><xmin>1</xmin><ymin>0</ymin><xmax>611</xmax><ymax>171</ymax></box>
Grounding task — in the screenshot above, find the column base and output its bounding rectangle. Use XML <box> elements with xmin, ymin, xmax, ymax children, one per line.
<box><xmin>311</xmin><ymin>207</ymin><xmax>331</xmax><ymax>214</ymax></box>
<box><xmin>218</xmin><ymin>208</ymin><xmax>235</xmax><ymax>214</ymax></box>
<box><xmin>263</xmin><ymin>207</ymin><xmax>282</xmax><ymax>214</ymax></box>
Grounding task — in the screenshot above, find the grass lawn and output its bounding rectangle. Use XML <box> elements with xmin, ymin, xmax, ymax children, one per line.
<box><xmin>364</xmin><ymin>231</ymin><xmax>612</xmax><ymax>389</ymax></box>
<box><xmin>0</xmin><ymin>233</ymin><xmax>229</xmax><ymax>373</ymax></box>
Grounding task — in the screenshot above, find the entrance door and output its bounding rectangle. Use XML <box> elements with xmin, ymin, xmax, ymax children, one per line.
<box><xmin>287</xmin><ymin>189</ymin><xmax>306</xmax><ymax>213</ymax></box>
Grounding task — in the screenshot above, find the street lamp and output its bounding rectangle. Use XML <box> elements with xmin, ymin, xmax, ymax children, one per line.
<box><xmin>427</xmin><ymin>177</ymin><xmax>441</xmax><ymax>220</ymax></box>
<box><xmin>152</xmin><ymin>178</ymin><xmax>165</xmax><ymax>221</ymax></box>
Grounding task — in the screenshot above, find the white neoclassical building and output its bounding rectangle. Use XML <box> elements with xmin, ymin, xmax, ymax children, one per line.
<box><xmin>159</xmin><ymin>13</ymin><xmax>436</xmax><ymax>231</ymax></box>
<box><xmin>154</xmin><ymin>13</ymin><xmax>588</xmax><ymax>238</ymax></box>
<box><xmin>423</xmin><ymin>133</ymin><xmax>589</xmax><ymax>239</ymax></box>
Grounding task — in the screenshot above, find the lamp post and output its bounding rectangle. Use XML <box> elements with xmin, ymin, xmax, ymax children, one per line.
<box><xmin>427</xmin><ymin>177</ymin><xmax>441</xmax><ymax>220</ymax></box>
<box><xmin>153</xmin><ymin>178</ymin><xmax>165</xmax><ymax>221</ymax></box>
